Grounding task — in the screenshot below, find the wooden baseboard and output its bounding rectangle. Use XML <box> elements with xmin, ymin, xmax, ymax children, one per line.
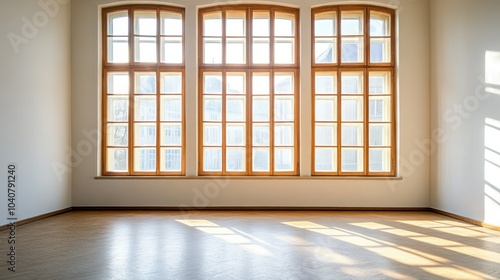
<box><xmin>72</xmin><ymin>206</ymin><xmax>430</xmax><ymax>212</ymax></box>
<box><xmin>430</xmin><ymin>208</ymin><xmax>500</xmax><ymax>231</ymax></box>
<box><xmin>0</xmin><ymin>207</ymin><xmax>72</xmax><ymax>231</ymax></box>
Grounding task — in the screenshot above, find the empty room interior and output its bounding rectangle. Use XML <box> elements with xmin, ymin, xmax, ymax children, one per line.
<box><xmin>1</xmin><ymin>0</ymin><xmax>500</xmax><ymax>279</ymax></box>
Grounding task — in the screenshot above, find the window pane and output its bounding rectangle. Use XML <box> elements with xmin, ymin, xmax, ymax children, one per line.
<box><xmin>161</xmin><ymin>73</ymin><xmax>182</xmax><ymax>94</ymax></box>
<box><xmin>135</xmin><ymin>96</ymin><xmax>156</xmax><ymax>121</ymax></box>
<box><xmin>107</xmin><ymin>148</ymin><xmax>128</xmax><ymax>172</ymax></box>
<box><xmin>204</xmin><ymin>148</ymin><xmax>222</xmax><ymax>171</ymax></box>
<box><xmin>108</xmin><ymin>96</ymin><xmax>128</xmax><ymax>121</ymax></box>
<box><xmin>370</xmin><ymin>38</ymin><xmax>391</xmax><ymax>63</ymax></box>
<box><xmin>275</xmin><ymin>148</ymin><xmax>294</xmax><ymax>171</ymax></box>
<box><xmin>370</xmin><ymin>11</ymin><xmax>390</xmax><ymax>36</ymax></box>
<box><xmin>341</xmin><ymin>148</ymin><xmax>363</xmax><ymax>172</ymax></box>
<box><xmin>369</xmin><ymin>124</ymin><xmax>391</xmax><ymax>146</ymax></box>
<box><xmin>226</xmin><ymin>11</ymin><xmax>246</xmax><ymax>36</ymax></box>
<box><xmin>315</xmin><ymin>72</ymin><xmax>337</xmax><ymax>94</ymax></box>
<box><xmin>108</xmin><ymin>37</ymin><xmax>129</xmax><ymax>63</ymax></box>
<box><xmin>253</xmin><ymin>124</ymin><xmax>270</xmax><ymax>146</ymax></box>
<box><xmin>275</xmin><ymin>13</ymin><xmax>294</xmax><ymax>36</ymax></box>
<box><xmin>161</xmin><ymin>37</ymin><xmax>183</xmax><ymax>63</ymax></box>
<box><xmin>253</xmin><ymin>38</ymin><xmax>270</xmax><ymax>64</ymax></box>
<box><xmin>108</xmin><ymin>11</ymin><xmax>128</xmax><ymax>36</ymax></box>
<box><xmin>204</xmin><ymin>96</ymin><xmax>222</xmax><ymax>121</ymax></box>
<box><xmin>275</xmin><ymin>73</ymin><xmax>293</xmax><ymax>94</ymax></box>
<box><xmin>134</xmin><ymin>124</ymin><xmax>156</xmax><ymax>146</ymax></box>
<box><xmin>369</xmin><ymin>148</ymin><xmax>391</xmax><ymax>172</ymax></box>
<box><xmin>135</xmin><ymin>72</ymin><xmax>156</xmax><ymax>94</ymax></box>
<box><xmin>315</xmin><ymin>148</ymin><xmax>336</xmax><ymax>172</ymax></box>
<box><xmin>134</xmin><ymin>37</ymin><xmax>157</xmax><ymax>63</ymax></box>
<box><xmin>315</xmin><ymin>124</ymin><xmax>336</xmax><ymax>146</ymax></box>
<box><xmin>161</xmin><ymin>96</ymin><xmax>182</xmax><ymax>121</ymax></box>
<box><xmin>134</xmin><ymin>148</ymin><xmax>156</xmax><ymax>172</ymax></box>
<box><xmin>369</xmin><ymin>72</ymin><xmax>391</xmax><ymax>94</ymax></box>
<box><xmin>275</xmin><ymin>124</ymin><xmax>294</xmax><ymax>146</ymax></box>
<box><xmin>227</xmin><ymin>73</ymin><xmax>245</xmax><ymax>94</ymax></box>
<box><xmin>315</xmin><ymin>11</ymin><xmax>336</xmax><ymax>36</ymax></box>
<box><xmin>204</xmin><ymin>12</ymin><xmax>222</xmax><ymax>36</ymax></box>
<box><xmin>341</xmin><ymin>37</ymin><xmax>363</xmax><ymax>63</ymax></box>
<box><xmin>253</xmin><ymin>148</ymin><xmax>270</xmax><ymax>172</ymax></box>
<box><xmin>341</xmin><ymin>72</ymin><xmax>363</xmax><ymax>94</ymax></box>
<box><xmin>341</xmin><ymin>11</ymin><xmax>363</xmax><ymax>35</ymax></box>
<box><xmin>108</xmin><ymin>73</ymin><xmax>129</xmax><ymax>94</ymax></box>
<box><xmin>253</xmin><ymin>96</ymin><xmax>270</xmax><ymax>121</ymax></box>
<box><xmin>226</xmin><ymin>38</ymin><xmax>245</xmax><ymax>64</ymax></box>
<box><xmin>227</xmin><ymin>148</ymin><xmax>245</xmax><ymax>172</ymax></box>
<box><xmin>315</xmin><ymin>38</ymin><xmax>336</xmax><ymax>64</ymax></box>
<box><xmin>275</xmin><ymin>96</ymin><xmax>294</xmax><ymax>121</ymax></box>
<box><xmin>134</xmin><ymin>11</ymin><xmax>156</xmax><ymax>35</ymax></box>
<box><xmin>315</xmin><ymin>96</ymin><xmax>337</xmax><ymax>121</ymax></box>
<box><xmin>369</xmin><ymin>96</ymin><xmax>391</xmax><ymax>122</ymax></box>
<box><xmin>108</xmin><ymin>124</ymin><xmax>128</xmax><ymax>146</ymax></box>
<box><xmin>253</xmin><ymin>12</ymin><xmax>269</xmax><ymax>36</ymax></box>
<box><xmin>161</xmin><ymin>123</ymin><xmax>182</xmax><ymax>146</ymax></box>
<box><xmin>161</xmin><ymin>148</ymin><xmax>182</xmax><ymax>171</ymax></box>
<box><xmin>253</xmin><ymin>73</ymin><xmax>270</xmax><ymax>95</ymax></box>
<box><xmin>161</xmin><ymin>12</ymin><xmax>182</xmax><ymax>36</ymax></box>
<box><xmin>275</xmin><ymin>38</ymin><xmax>294</xmax><ymax>64</ymax></box>
<box><xmin>203</xmin><ymin>124</ymin><xmax>222</xmax><ymax>146</ymax></box>
<box><xmin>341</xmin><ymin>97</ymin><xmax>363</xmax><ymax>121</ymax></box>
<box><xmin>204</xmin><ymin>73</ymin><xmax>222</xmax><ymax>94</ymax></box>
<box><xmin>204</xmin><ymin>38</ymin><xmax>222</xmax><ymax>64</ymax></box>
<box><xmin>226</xmin><ymin>124</ymin><xmax>245</xmax><ymax>146</ymax></box>
<box><xmin>342</xmin><ymin>123</ymin><xmax>363</xmax><ymax>146</ymax></box>
<box><xmin>227</xmin><ymin>96</ymin><xmax>245</xmax><ymax>121</ymax></box>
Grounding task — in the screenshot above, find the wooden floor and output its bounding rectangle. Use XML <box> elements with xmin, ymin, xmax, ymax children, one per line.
<box><xmin>1</xmin><ymin>211</ymin><xmax>499</xmax><ymax>279</ymax></box>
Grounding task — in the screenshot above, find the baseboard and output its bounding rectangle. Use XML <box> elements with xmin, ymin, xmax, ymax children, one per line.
<box><xmin>72</xmin><ymin>206</ymin><xmax>430</xmax><ymax>212</ymax></box>
<box><xmin>0</xmin><ymin>207</ymin><xmax>72</xmax><ymax>231</ymax></box>
<box><xmin>430</xmin><ymin>208</ymin><xmax>500</xmax><ymax>231</ymax></box>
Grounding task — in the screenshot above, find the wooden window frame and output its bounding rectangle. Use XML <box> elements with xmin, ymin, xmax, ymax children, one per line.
<box><xmin>102</xmin><ymin>5</ymin><xmax>186</xmax><ymax>176</ymax></box>
<box><xmin>312</xmin><ymin>5</ymin><xmax>396</xmax><ymax>176</ymax></box>
<box><xmin>198</xmin><ymin>5</ymin><xmax>300</xmax><ymax>176</ymax></box>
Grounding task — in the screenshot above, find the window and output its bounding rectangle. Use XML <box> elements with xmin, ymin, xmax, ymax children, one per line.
<box><xmin>102</xmin><ymin>5</ymin><xmax>185</xmax><ymax>175</ymax></box>
<box><xmin>312</xmin><ymin>5</ymin><xmax>395</xmax><ymax>176</ymax></box>
<box><xmin>199</xmin><ymin>5</ymin><xmax>300</xmax><ymax>175</ymax></box>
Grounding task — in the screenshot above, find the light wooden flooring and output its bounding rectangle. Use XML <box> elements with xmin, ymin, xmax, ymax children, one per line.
<box><xmin>1</xmin><ymin>211</ymin><xmax>499</xmax><ymax>279</ymax></box>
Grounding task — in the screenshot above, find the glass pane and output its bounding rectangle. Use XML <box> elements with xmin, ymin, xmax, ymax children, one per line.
<box><xmin>275</xmin><ymin>148</ymin><xmax>294</xmax><ymax>172</ymax></box>
<box><xmin>253</xmin><ymin>148</ymin><xmax>270</xmax><ymax>172</ymax></box>
<box><xmin>108</xmin><ymin>11</ymin><xmax>128</xmax><ymax>36</ymax></box>
<box><xmin>134</xmin><ymin>37</ymin><xmax>157</xmax><ymax>63</ymax></box>
<box><xmin>369</xmin><ymin>124</ymin><xmax>391</xmax><ymax>146</ymax></box>
<box><xmin>107</xmin><ymin>148</ymin><xmax>128</xmax><ymax>172</ymax></box>
<box><xmin>204</xmin><ymin>148</ymin><xmax>222</xmax><ymax>171</ymax></box>
<box><xmin>161</xmin><ymin>96</ymin><xmax>182</xmax><ymax>121</ymax></box>
<box><xmin>134</xmin><ymin>11</ymin><xmax>156</xmax><ymax>35</ymax></box>
<box><xmin>275</xmin><ymin>38</ymin><xmax>294</xmax><ymax>64</ymax></box>
<box><xmin>315</xmin><ymin>38</ymin><xmax>336</xmax><ymax>64</ymax></box>
<box><xmin>135</xmin><ymin>96</ymin><xmax>156</xmax><ymax>121</ymax></box>
<box><xmin>315</xmin><ymin>72</ymin><xmax>336</xmax><ymax>94</ymax></box>
<box><xmin>108</xmin><ymin>73</ymin><xmax>129</xmax><ymax>94</ymax></box>
<box><xmin>370</xmin><ymin>11</ymin><xmax>390</xmax><ymax>36</ymax></box>
<box><xmin>253</xmin><ymin>96</ymin><xmax>270</xmax><ymax>121</ymax></box>
<box><xmin>203</xmin><ymin>124</ymin><xmax>222</xmax><ymax>146</ymax></box>
<box><xmin>204</xmin><ymin>96</ymin><xmax>222</xmax><ymax>121</ymax></box>
<box><xmin>108</xmin><ymin>37</ymin><xmax>129</xmax><ymax>63</ymax></box>
<box><xmin>253</xmin><ymin>124</ymin><xmax>270</xmax><ymax>146</ymax></box>
<box><xmin>204</xmin><ymin>38</ymin><xmax>222</xmax><ymax>64</ymax></box>
<box><xmin>227</xmin><ymin>148</ymin><xmax>245</xmax><ymax>172</ymax></box>
<box><xmin>275</xmin><ymin>73</ymin><xmax>293</xmax><ymax>94</ymax></box>
<box><xmin>275</xmin><ymin>124</ymin><xmax>294</xmax><ymax>146</ymax></box>
<box><xmin>135</xmin><ymin>72</ymin><xmax>156</xmax><ymax>94</ymax></box>
<box><xmin>226</xmin><ymin>11</ymin><xmax>246</xmax><ymax>36</ymax></box>
<box><xmin>253</xmin><ymin>38</ymin><xmax>270</xmax><ymax>64</ymax></box>
<box><xmin>369</xmin><ymin>96</ymin><xmax>391</xmax><ymax>122</ymax></box>
<box><xmin>226</xmin><ymin>38</ymin><xmax>245</xmax><ymax>64</ymax></box>
<box><xmin>275</xmin><ymin>96</ymin><xmax>294</xmax><ymax>121</ymax></box>
<box><xmin>341</xmin><ymin>72</ymin><xmax>363</xmax><ymax>94</ymax></box>
<box><xmin>275</xmin><ymin>13</ymin><xmax>294</xmax><ymax>36</ymax></box>
<box><xmin>107</xmin><ymin>124</ymin><xmax>128</xmax><ymax>146</ymax></box>
<box><xmin>341</xmin><ymin>37</ymin><xmax>363</xmax><ymax>63</ymax></box>
<box><xmin>134</xmin><ymin>148</ymin><xmax>156</xmax><ymax>172</ymax></box>
<box><xmin>161</xmin><ymin>72</ymin><xmax>182</xmax><ymax>94</ymax></box>
<box><xmin>226</xmin><ymin>96</ymin><xmax>245</xmax><ymax>122</ymax></box>
<box><xmin>369</xmin><ymin>148</ymin><xmax>391</xmax><ymax>172</ymax></box>
<box><xmin>226</xmin><ymin>124</ymin><xmax>245</xmax><ymax>146</ymax></box>
<box><xmin>253</xmin><ymin>73</ymin><xmax>270</xmax><ymax>95</ymax></box>
<box><xmin>134</xmin><ymin>124</ymin><xmax>156</xmax><ymax>146</ymax></box>
<box><xmin>204</xmin><ymin>73</ymin><xmax>222</xmax><ymax>94</ymax></box>
<box><xmin>341</xmin><ymin>123</ymin><xmax>363</xmax><ymax>146</ymax></box>
<box><xmin>227</xmin><ymin>73</ymin><xmax>245</xmax><ymax>94</ymax></box>
<box><xmin>315</xmin><ymin>124</ymin><xmax>336</xmax><ymax>146</ymax></box>
<box><xmin>341</xmin><ymin>11</ymin><xmax>363</xmax><ymax>35</ymax></box>
<box><xmin>204</xmin><ymin>12</ymin><xmax>222</xmax><ymax>36</ymax></box>
<box><xmin>369</xmin><ymin>72</ymin><xmax>391</xmax><ymax>94</ymax></box>
<box><xmin>315</xmin><ymin>11</ymin><xmax>336</xmax><ymax>36</ymax></box>
<box><xmin>161</xmin><ymin>123</ymin><xmax>182</xmax><ymax>146</ymax></box>
<box><xmin>253</xmin><ymin>12</ymin><xmax>269</xmax><ymax>36</ymax></box>
<box><xmin>315</xmin><ymin>96</ymin><xmax>337</xmax><ymax>121</ymax></box>
<box><xmin>161</xmin><ymin>12</ymin><xmax>182</xmax><ymax>36</ymax></box>
<box><xmin>370</xmin><ymin>38</ymin><xmax>391</xmax><ymax>63</ymax></box>
<box><xmin>107</xmin><ymin>96</ymin><xmax>128</xmax><ymax>121</ymax></box>
<box><xmin>161</xmin><ymin>37</ymin><xmax>183</xmax><ymax>63</ymax></box>
<box><xmin>315</xmin><ymin>148</ymin><xmax>336</xmax><ymax>172</ymax></box>
<box><xmin>341</xmin><ymin>96</ymin><xmax>363</xmax><ymax>121</ymax></box>
<box><xmin>161</xmin><ymin>148</ymin><xmax>181</xmax><ymax>171</ymax></box>
<box><xmin>341</xmin><ymin>148</ymin><xmax>363</xmax><ymax>172</ymax></box>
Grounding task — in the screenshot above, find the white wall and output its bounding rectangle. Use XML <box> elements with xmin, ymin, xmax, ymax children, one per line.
<box><xmin>0</xmin><ymin>0</ymin><xmax>72</xmax><ymax>225</ymax></box>
<box><xmin>71</xmin><ymin>0</ymin><xmax>431</xmax><ymax>208</ymax></box>
<box><xmin>430</xmin><ymin>0</ymin><xmax>500</xmax><ymax>227</ymax></box>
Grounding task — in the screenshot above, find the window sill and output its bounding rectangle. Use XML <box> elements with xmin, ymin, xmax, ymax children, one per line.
<box><xmin>94</xmin><ymin>176</ymin><xmax>403</xmax><ymax>180</ymax></box>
